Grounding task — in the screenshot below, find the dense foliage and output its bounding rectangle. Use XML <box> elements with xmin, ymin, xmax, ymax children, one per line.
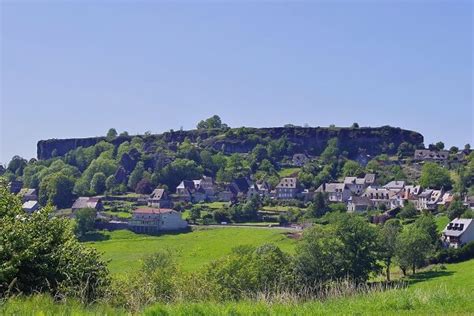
<box><xmin>0</xmin><ymin>180</ymin><xmax>109</xmax><ymax>302</ymax></box>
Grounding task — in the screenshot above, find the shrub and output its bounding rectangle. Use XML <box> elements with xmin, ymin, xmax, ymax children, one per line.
<box><xmin>431</xmin><ymin>242</ymin><xmax>474</xmax><ymax>264</ymax></box>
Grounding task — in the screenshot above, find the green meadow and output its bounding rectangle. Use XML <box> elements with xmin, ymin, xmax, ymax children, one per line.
<box><xmin>3</xmin><ymin>259</ymin><xmax>473</xmax><ymax>315</ymax></box>
<box><xmin>85</xmin><ymin>227</ymin><xmax>297</xmax><ymax>274</ymax></box>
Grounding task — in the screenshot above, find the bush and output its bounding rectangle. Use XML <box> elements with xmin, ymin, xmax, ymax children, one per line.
<box><xmin>431</xmin><ymin>242</ymin><xmax>474</xmax><ymax>264</ymax></box>
<box><xmin>0</xmin><ymin>180</ymin><xmax>109</xmax><ymax>302</ymax></box>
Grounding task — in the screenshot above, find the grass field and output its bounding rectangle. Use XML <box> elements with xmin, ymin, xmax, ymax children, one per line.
<box><xmin>262</xmin><ymin>205</ymin><xmax>306</xmax><ymax>212</ymax></box>
<box><xmin>435</xmin><ymin>215</ymin><xmax>449</xmax><ymax>232</ymax></box>
<box><xmin>86</xmin><ymin>228</ymin><xmax>296</xmax><ymax>274</ymax></box>
<box><xmin>278</xmin><ymin>167</ymin><xmax>301</xmax><ymax>177</ymax></box>
<box><xmin>3</xmin><ymin>260</ymin><xmax>473</xmax><ymax>315</ymax></box>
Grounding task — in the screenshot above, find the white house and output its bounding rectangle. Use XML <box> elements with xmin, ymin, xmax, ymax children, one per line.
<box><xmin>441</xmin><ymin>218</ymin><xmax>474</xmax><ymax>248</ymax></box>
<box><xmin>129</xmin><ymin>207</ymin><xmax>188</xmax><ymax>234</ymax></box>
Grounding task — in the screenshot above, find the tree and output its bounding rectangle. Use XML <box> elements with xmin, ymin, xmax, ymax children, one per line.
<box><xmin>90</xmin><ymin>172</ymin><xmax>106</xmax><ymax>195</ymax></box>
<box><xmin>351</xmin><ymin>122</ymin><xmax>359</xmax><ymax>128</ymax></box>
<box><xmin>7</xmin><ymin>155</ymin><xmax>27</xmax><ymax>176</ymax></box>
<box><xmin>0</xmin><ymin>182</ymin><xmax>109</xmax><ymax>300</ymax></box>
<box><xmin>189</xmin><ymin>205</ymin><xmax>202</xmax><ymax>223</ymax></box>
<box><xmin>449</xmin><ymin>146</ymin><xmax>459</xmax><ymax>154</ymax></box>
<box><xmin>435</xmin><ymin>141</ymin><xmax>445</xmax><ymax>150</ymax></box>
<box><xmin>196</xmin><ymin>115</ymin><xmax>228</xmax><ymax>130</ymax></box>
<box><xmin>295</xmin><ymin>214</ymin><xmax>380</xmax><ymax>284</ymax></box>
<box><xmin>379</xmin><ymin>219</ymin><xmax>402</xmax><ymax>281</ymax></box>
<box><xmin>342</xmin><ymin>160</ymin><xmax>364</xmax><ymax>177</ymax></box>
<box><xmin>307</xmin><ymin>192</ymin><xmax>329</xmax><ymax>218</ymax></box>
<box><xmin>320</xmin><ymin>138</ymin><xmax>339</xmax><ymax>164</ymax></box>
<box><xmin>74</xmin><ymin>208</ymin><xmax>97</xmax><ymax>237</ymax></box>
<box><xmin>414</xmin><ymin>214</ymin><xmax>438</xmax><ymax>245</ymax></box>
<box><xmin>135</xmin><ymin>178</ymin><xmax>153</xmax><ymax>194</ymax></box>
<box><xmin>105</xmin><ymin>175</ymin><xmax>118</xmax><ymax>193</ymax></box>
<box><xmin>106</xmin><ymin>128</ymin><xmax>118</xmax><ymax>141</ymax></box>
<box><xmin>39</xmin><ymin>173</ymin><xmax>75</xmax><ymax>208</ymax></box>
<box><xmin>419</xmin><ymin>162</ymin><xmax>452</xmax><ymax>190</ymax></box>
<box><xmin>398</xmin><ymin>201</ymin><xmax>418</xmax><ymax>219</ymax></box>
<box><xmin>396</xmin><ymin>226</ymin><xmax>433</xmax><ymax>275</ymax></box>
<box><xmin>447</xmin><ymin>196</ymin><xmax>468</xmax><ymax>220</ymax></box>
<box><xmin>128</xmin><ymin>162</ymin><xmax>145</xmax><ymax>191</ymax></box>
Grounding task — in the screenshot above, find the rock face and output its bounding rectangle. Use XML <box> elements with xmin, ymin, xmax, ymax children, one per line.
<box><xmin>37</xmin><ymin>126</ymin><xmax>424</xmax><ymax>160</ymax></box>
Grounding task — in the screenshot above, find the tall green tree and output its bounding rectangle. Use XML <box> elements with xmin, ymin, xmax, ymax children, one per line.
<box><xmin>90</xmin><ymin>172</ymin><xmax>107</xmax><ymax>195</ymax></box>
<box><xmin>396</xmin><ymin>226</ymin><xmax>433</xmax><ymax>275</ymax></box>
<box><xmin>379</xmin><ymin>219</ymin><xmax>402</xmax><ymax>281</ymax></box>
<box><xmin>74</xmin><ymin>208</ymin><xmax>97</xmax><ymax>237</ymax></box>
<box><xmin>419</xmin><ymin>162</ymin><xmax>452</xmax><ymax>189</ymax></box>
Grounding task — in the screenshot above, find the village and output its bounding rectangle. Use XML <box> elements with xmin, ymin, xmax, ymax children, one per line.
<box><xmin>9</xmin><ymin>147</ymin><xmax>474</xmax><ymax>249</ymax></box>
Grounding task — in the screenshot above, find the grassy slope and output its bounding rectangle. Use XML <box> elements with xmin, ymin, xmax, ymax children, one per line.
<box><xmin>3</xmin><ymin>260</ymin><xmax>473</xmax><ymax>315</ymax></box>
<box><xmin>278</xmin><ymin>167</ymin><xmax>301</xmax><ymax>177</ymax></box>
<box><xmin>86</xmin><ymin>228</ymin><xmax>296</xmax><ymax>274</ymax></box>
<box><xmin>435</xmin><ymin>215</ymin><xmax>450</xmax><ymax>232</ymax></box>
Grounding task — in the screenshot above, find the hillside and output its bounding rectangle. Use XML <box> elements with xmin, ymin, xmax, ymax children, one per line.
<box><xmin>37</xmin><ymin>125</ymin><xmax>424</xmax><ymax>160</ymax></box>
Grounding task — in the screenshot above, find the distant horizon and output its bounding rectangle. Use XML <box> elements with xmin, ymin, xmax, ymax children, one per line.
<box><xmin>1</xmin><ymin>2</ymin><xmax>472</xmax><ymax>163</ymax></box>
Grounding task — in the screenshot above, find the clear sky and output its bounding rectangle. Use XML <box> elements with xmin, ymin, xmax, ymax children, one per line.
<box><xmin>1</xmin><ymin>1</ymin><xmax>472</xmax><ymax>164</ymax></box>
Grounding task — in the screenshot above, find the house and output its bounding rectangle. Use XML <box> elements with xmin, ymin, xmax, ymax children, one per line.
<box><xmin>228</xmin><ymin>177</ymin><xmax>252</xmax><ymax>199</ymax></box>
<box><xmin>176</xmin><ymin>180</ymin><xmax>195</xmax><ymax>202</ymax></box>
<box><xmin>148</xmin><ymin>188</ymin><xmax>172</xmax><ymax>208</ymax></box>
<box><xmin>19</xmin><ymin>188</ymin><xmax>38</xmax><ymax>202</ymax></box>
<box><xmin>437</xmin><ymin>192</ymin><xmax>455</xmax><ymax>207</ymax></box>
<box><xmin>193</xmin><ymin>176</ymin><xmax>216</xmax><ymax>196</ymax></box>
<box><xmin>363</xmin><ymin>187</ymin><xmax>393</xmax><ymax>209</ymax></box>
<box><xmin>464</xmin><ymin>196</ymin><xmax>474</xmax><ymax>210</ymax></box>
<box><xmin>441</xmin><ymin>218</ymin><xmax>474</xmax><ymax>248</ymax></box>
<box><xmin>383</xmin><ymin>181</ymin><xmax>405</xmax><ymax>192</ymax></box>
<box><xmin>364</xmin><ymin>173</ymin><xmax>376</xmax><ymax>186</ymax></box>
<box><xmin>276</xmin><ymin>177</ymin><xmax>300</xmax><ymax>199</ymax></box>
<box><xmin>347</xmin><ymin>196</ymin><xmax>373</xmax><ymax>212</ymax></box>
<box><xmin>22</xmin><ymin>200</ymin><xmax>39</xmax><ymax>213</ymax></box>
<box><xmin>343</xmin><ymin>177</ymin><xmax>367</xmax><ymax>195</ymax></box>
<box><xmin>218</xmin><ymin>189</ymin><xmax>234</xmax><ymax>202</ymax></box>
<box><xmin>247</xmin><ymin>181</ymin><xmax>271</xmax><ymax>198</ymax></box>
<box><xmin>71</xmin><ymin>197</ymin><xmax>103</xmax><ymax>212</ymax></box>
<box><xmin>176</xmin><ymin>179</ymin><xmax>208</xmax><ymax>203</ymax></box>
<box><xmin>414</xmin><ymin>149</ymin><xmax>449</xmax><ymax>161</ymax></box>
<box><xmin>417</xmin><ymin>189</ymin><xmax>443</xmax><ymax>210</ymax></box>
<box><xmin>292</xmin><ymin>153</ymin><xmax>310</xmax><ymax>167</ymax></box>
<box><xmin>316</xmin><ymin>183</ymin><xmax>351</xmax><ymax>203</ymax></box>
<box><xmin>129</xmin><ymin>207</ymin><xmax>188</xmax><ymax>234</ymax></box>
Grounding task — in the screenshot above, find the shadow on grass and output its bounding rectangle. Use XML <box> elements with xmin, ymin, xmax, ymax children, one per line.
<box><xmin>406</xmin><ymin>269</ymin><xmax>455</xmax><ymax>286</ymax></box>
<box><xmin>80</xmin><ymin>231</ymin><xmax>111</xmax><ymax>242</ymax></box>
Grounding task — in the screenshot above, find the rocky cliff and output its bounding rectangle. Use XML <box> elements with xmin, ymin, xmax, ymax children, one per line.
<box><xmin>37</xmin><ymin>126</ymin><xmax>424</xmax><ymax>160</ymax></box>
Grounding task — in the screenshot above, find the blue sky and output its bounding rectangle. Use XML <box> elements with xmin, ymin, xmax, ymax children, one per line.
<box><xmin>1</xmin><ymin>1</ymin><xmax>472</xmax><ymax>164</ymax></box>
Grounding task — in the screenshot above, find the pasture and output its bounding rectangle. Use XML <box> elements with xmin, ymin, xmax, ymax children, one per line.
<box><xmin>86</xmin><ymin>227</ymin><xmax>296</xmax><ymax>274</ymax></box>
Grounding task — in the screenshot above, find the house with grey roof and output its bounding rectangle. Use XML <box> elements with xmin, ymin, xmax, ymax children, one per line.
<box><xmin>22</xmin><ymin>200</ymin><xmax>40</xmax><ymax>213</ymax></box>
<box><xmin>72</xmin><ymin>197</ymin><xmax>103</xmax><ymax>212</ymax></box>
<box><xmin>414</xmin><ymin>149</ymin><xmax>449</xmax><ymax>161</ymax></box>
<box><xmin>383</xmin><ymin>180</ymin><xmax>406</xmax><ymax>191</ymax></box>
<box><xmin>276</xmin><ymin>177</ymin><xmax>300</xmax><ymax>199</ymax></box>
<box><xmin>316</xmin><ymin>183</ymin><xmax>351</xmax><ymax>203</ymax></box>
<box><xmin>347</xmin><ymin>196</ymin><xmax>373</xmax><ymax>212</ymax></box>
<box><xmin>442</xmin><ymin>218</ymin><xmax>474</xmax><ymax>248</ymax></box>
<box><xmin>418</xmin><ymin>189</ymin><xmax>443</xmax><ymax>210</ymax></box>
<box><xmin>148</xmin><ymin>188</ymin><xmax>172</xmax><ymax>208</ymax></box>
